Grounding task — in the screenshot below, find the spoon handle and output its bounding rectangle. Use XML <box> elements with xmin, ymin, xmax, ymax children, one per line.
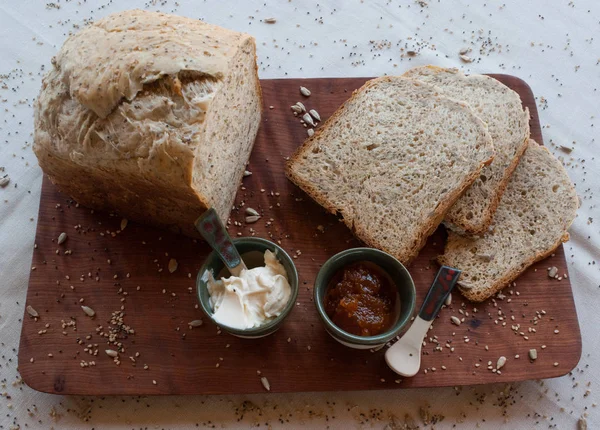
<box><xmin>418</xmin><ymin>266</ymin><xmax>461</xmax><ymax>321</ymax></box>
<box><xmin>195</xmin><ymin>208</ymin><xmax>247</xmax><ymax>277</ymax></box>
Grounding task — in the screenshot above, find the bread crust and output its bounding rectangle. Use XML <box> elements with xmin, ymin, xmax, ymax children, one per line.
<box><xmin>54</xmin><ymin>9</ymin><xmax>251</xmax><ymax>118</ymax></box>
<box><xmin>439</xmin><ymin>233</ymin><xmax>568</xmax><ymax>302</ymax></box>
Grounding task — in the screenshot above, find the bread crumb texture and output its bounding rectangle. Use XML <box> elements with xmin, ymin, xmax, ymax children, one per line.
<box><xmin>403</xmin><ymin>66</ymin><xmax>530</xmax><ymax>235</ymax></box>
<box><xmin>439</xmin><ymin>139</ymin><xmax>578</xmax><ymax>302</ymax></box>
<box><xmin>287</xmin><ymin>76</ymin><xmax>493</xmax><ymax>264</ymax></box>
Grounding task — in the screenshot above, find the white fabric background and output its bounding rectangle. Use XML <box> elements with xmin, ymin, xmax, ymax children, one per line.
<box><xmin>1</xmin><ymin>0</ymin><xmax>598</xmax><ymax>428</ymax></box>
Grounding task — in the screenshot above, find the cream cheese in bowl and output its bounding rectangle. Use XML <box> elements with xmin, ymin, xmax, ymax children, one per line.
<box><xmin>207</xmin><ymin>250</ymin><xmax>292</xmax><ymax>330</ymax></box>
<box><xmin>197</xmin><ymin>237</ymin><xmax>299</xmax><ymax>338</ymax></box>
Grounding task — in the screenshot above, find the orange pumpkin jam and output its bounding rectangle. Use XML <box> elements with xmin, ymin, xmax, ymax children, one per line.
<box><xmin>324</xmin><ymin>261</ymin><xmax>397</xmax><ymax>337</ymax></box>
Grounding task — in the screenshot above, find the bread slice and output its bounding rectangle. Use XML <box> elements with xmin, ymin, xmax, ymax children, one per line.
<box><xmin>438</xmin><ymin>139</ymin><xmax>578</xmax><ymax>302</ymax></box>
<box><xmin>34</xmin><ymin>10</ymin><xmax>262</xmax><ymax>237</ymax></box>
<box><xmin>286</xmin><ymin>76</ymin><xmax>494</xmax><ymax>264</ymax></box>
<box><xmin>403</xmin><ymin>66</ymin><xmax>530</xmax><ymax>235</ymax></box>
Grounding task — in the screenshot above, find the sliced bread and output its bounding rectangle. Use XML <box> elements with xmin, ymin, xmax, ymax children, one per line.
<box><xmin>286</xmin><ymin>76</ymin><xmax>494</xmax><ymax>264</ymax></box>
<box><xmin>403</xmin><ymin>66</ymin><xmax>530</xmax><ymax>235</ymax></box>
<box><xmin>438</xmin><ymin>139</ymin><xmax>578</xmax><ymax>302</ymax></box>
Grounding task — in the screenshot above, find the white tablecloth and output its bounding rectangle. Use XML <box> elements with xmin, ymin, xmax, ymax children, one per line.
<box><xmin>1</xmin><ymin>0</ymin><xmax>598</xmax><ymax>428</ymax></box>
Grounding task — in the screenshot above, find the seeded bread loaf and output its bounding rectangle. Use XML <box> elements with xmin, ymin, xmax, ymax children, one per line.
<box><xmin>286</xmin><ymin>76</ymin><xmax>494</xmax><ymax>264</ymax></box>
<box><xmin>34</xmin><ymin>10</ymin><xmax>262</xmax><ymax>236</ymax></box>
<box><xmin>403</xmin><ymin>66</ymin><xmax>530</xmax><ymax>235</ymax></box>
<box><xmin>438</xmin><ymin>140</ymin><xmax>578</xmax><ymax>302</ymax></box>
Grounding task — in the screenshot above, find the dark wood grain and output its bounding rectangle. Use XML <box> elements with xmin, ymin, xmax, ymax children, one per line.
<box><xmin>18</xmin><ymin>76</ymin><xmax>581</xmax><ymax>395</ymax></box>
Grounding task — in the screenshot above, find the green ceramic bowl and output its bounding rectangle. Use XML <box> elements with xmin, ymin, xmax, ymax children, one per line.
<box><xmin>197</xmin><ymin>237</ymin><xmax>298</xmax><ymax>338</ymax></box>
<box><xmin>314</xmin><ymin>248</ymin><xmax>416</xmax><ymax>349</ymax></box>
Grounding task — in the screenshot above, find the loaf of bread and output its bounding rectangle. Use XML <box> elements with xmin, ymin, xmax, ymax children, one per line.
<box><xmin>403</xmin><ymin>66</ymin><xmax>530</xmax><ymax>236</ymax></box>
<box><xmin>438</xmin><ymin>140</ymin><xmax>578</xmax><ymax>302</ymax></box>
<box><xmin>286</xmin><ymin>76</ymin><xmax>494</xmax><ymax>264</ymax></box>
<box><xmin>34</xmin><ymin>10</ymin><xmax>262</xmax><ymax>236</ymax></box>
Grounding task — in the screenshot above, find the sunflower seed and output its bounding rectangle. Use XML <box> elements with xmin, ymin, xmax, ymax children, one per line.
<box><xmin>548</xmin><ymin>266</ymin><xmax>558</xmax><ymax>278</ymax></box>
<box><xmin>459</xmin><ymin>47</ymin><xmax>470</xmax><ymax>55</ymax></box>
<box><xmin>188</xmin><ymin>320</ymin><xmax>203</xmax><ymax>327</ymax></box>
<box><xmin>300</xmin><ymin>86</ymin><xmax>311</xmax><ymax>97</ymax></box>
<box><xmin>578</xmin><ymin>417</ymin><xmax>588</xmax><ymax>430</ymax></box>
<box><xmin>120</xmin><ymin>218</ymin><xmax>128</xmax><ymax>231</ymax></box>
<box><xmin>57</xmin><ymin>232</ymin><xmax>67</xmax><ymax>245</ymax></box>
<box><xmin>460</xmin><ymin>54</ymin><xmax>473</xmax><ymax>63</ymax></box>
<box><xmin>477</xmin><ymin>253</ymin><xmax>495</xmax><ymax>262</ymax></box>
<box><xmin>559</xmin><ymin>145</ymin><xmax>573</xmax><ymax>153</ymax></box>
<box><xmin>302</xmin><ymin>113</ymin><xmax>316</xmax><ymax>127</ymax></box>
<box><xmin>497</xmin><ymin>356</ymin><xmax>507</xmax><ymax>370</ymax></box>
<box><xmin>457</xmin><ymin>280</ymin><xmax>474</xmax><ymax>289</ymax></box>
<box><xmin>529</xmin><ymin>349</ymin><xmax>538</xmax><ymax>360</ymax></box>
<box><xmin>264</xmin><ymin>17</ymin><xmax>276</xmax><ymax>24</ymax></box>
<box><xmin>26</xmin><ymin>305</ymin><xmax>39</xmax><ymax>318</ymax></box>
<box><xmin>290</xmin><ymin>104</ymin><xmax>303</xmax><ymax>113</ymax></box>
<box><xmin>309</xmin><ymin>109</ymin><xmax>321</xmax><ymax>122</ymax></box>
<box><xmin>243</xmin><ymin>170</ymin><xmax>252</xmax><ymax>177</ymax></box>
<box><xmin>81</xmin><ymin>305</ymin><xmax>95</xmax><ymax>317</ymax></box>
<box><xmin>245</xmin><ymin>215</ymin><xmax>260</xmax><ymax>224</ymax></box>
<box><xmin>295</xmin><ymin>101</ymin><xmax>306</xmax><ymax>112</ymax></box>
<box><xmin>260</xmin><ymin>376</ymin><xmax>271</xmax><ymax>391</ymax></box>
<box><xmin>307</xmin><ymin>128</ymin><xmax>315</xmax><ymax>137</ymax></box>
<box><xmin>450</xmin><ymin>316</ymin><xmax>461</xmax><ymax>326</ymax></box>
<box><xmin>444</xmin><ymin>293</ymin><xmax>452</xmax><ymax>306</ymax></box>
<box><xmin>245</xmin><ymin>207</ymin><xmax>259</xmax><ymax>217</ymax></box>
<box><xmin>168</xmin><ymin>258</ymin><xmax>178</xmax><ymax>273</ymax></box>
<box><xmin>105</xmin><ymin>349</ymin><xmax>118</xmax><ymax>358</ymax></box>
<box><xmin>0</xmin><ymin>176</ymin><xmax>9</xmax><ymax>187</ymax></box>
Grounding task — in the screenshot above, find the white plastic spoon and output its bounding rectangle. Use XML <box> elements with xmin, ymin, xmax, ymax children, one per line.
<box><xmin>385</xmin><ymin>266</ymin><xmax>461</xmax><ymax>377</ymax></box>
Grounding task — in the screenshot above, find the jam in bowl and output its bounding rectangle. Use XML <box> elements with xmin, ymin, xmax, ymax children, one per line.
<box><xmin>314</xmin><ymin>248</ymin><xmax>416</xmax><ymax>349</ymax></box>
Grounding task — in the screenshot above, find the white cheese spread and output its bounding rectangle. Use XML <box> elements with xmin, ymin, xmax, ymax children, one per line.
<box><xmin>207</xmin><ymin>250</ymin><xmax>291</xmax><ymax>330</ymax></box>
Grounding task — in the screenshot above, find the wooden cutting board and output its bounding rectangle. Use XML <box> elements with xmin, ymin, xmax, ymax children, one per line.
<box><xmin>19</xmin><ymin>76</ymin><xmax>581</xmax><ymax>395</ymax></box>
